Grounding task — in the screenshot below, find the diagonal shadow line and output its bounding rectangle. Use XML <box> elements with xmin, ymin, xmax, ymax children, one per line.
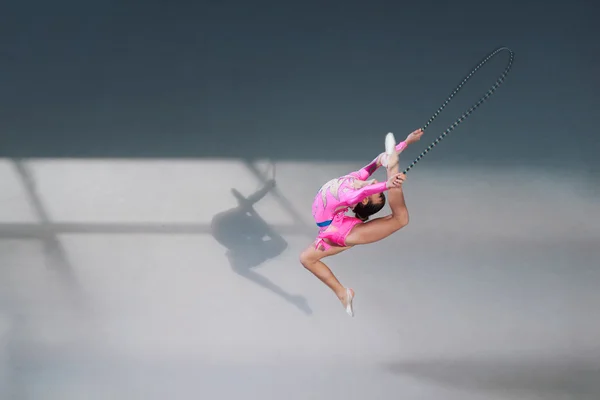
<box><xmin>10</xmin><ymin>159</ymin><xmax>86</xmax><ymax>309</ymax></box>
<box><xmin>243</xmin><ymin>158</ymin><xmax>315</xmax><ymax>239</ymax></box>
<box><xmin>5</xmin><ymin>160</ymin><xmax>89</xmax><ymax>400</ymax></box>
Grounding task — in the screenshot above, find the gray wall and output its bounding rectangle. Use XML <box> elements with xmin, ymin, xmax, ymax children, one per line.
<box><xmin>0</xmin><ymin>1</ymin><xmax>598</xmax><ymax>399</ymax></box>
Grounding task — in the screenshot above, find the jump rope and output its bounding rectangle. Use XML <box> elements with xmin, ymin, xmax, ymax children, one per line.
<box><xmin>401</xmin><ymin>46</ymin><xmax>514</xmax><ymax>175</ymax></box>
<box><xmin>258</xmin><ymin>48</ymin><xmax>513</xmax><ymax>190</ymax></box>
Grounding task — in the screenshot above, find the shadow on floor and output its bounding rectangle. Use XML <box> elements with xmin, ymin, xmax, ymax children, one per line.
<box><xmin>210</xmin><ymin>179</ymin><xmax>312</xmax><ymax>315</ymax></box>
<box><xmin>384</xmin><ymin>353</ymin><xmax>600</xmax><ymax>400</ymax></box>
<box><xmin>9</xmin><ymin>159</ymin><xmax>87</xmax><ymax>312</ymax></box>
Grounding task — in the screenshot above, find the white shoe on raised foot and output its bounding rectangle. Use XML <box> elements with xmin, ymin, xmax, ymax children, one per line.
<box><xmin>381</xmin><ymin>132</ymin><xmax>398</xmax><ymax>169</ymax></box>
<box><xmin>385</xmin><ymin>132</ymin><xmax>396</xmax><ymax>155</ymax></box>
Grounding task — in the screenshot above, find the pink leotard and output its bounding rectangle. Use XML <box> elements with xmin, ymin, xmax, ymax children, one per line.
<box><xmin>311</xmin><ymin>141</ymin><xmax>407</xmax><ymax>249</ymax></box>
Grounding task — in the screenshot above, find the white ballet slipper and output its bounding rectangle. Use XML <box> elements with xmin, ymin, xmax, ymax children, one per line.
<box><xmin>385</xmin><ymin>132</ymin><xmax>396</xmax><ymax>155</ymax></box>
<box><xmin>381</xmin><ymin>132</ymin><xmax>398</xmax><ymax>169</ymax></box>
<box><xmin>344</xmin><ymin>288</ymin><xmax>354</xmax><ymax>317</ymax></box>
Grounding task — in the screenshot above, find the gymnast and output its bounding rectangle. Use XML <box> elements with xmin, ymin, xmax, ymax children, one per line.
<box><xmin>299</xmin><ymin>128</ymin><xmax>424</xmax><ymax>316</ymax></box>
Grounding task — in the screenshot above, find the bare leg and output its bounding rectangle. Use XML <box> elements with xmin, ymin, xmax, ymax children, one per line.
<box><xmin>299</xmin><ymin>241</ymin><xmax>353</xmax><ymax>305</ymax></box>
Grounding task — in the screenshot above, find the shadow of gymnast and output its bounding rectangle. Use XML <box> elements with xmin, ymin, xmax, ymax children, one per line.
<box><xmin>210</xmin><ymin>179</ymin><xmax>312</xmax><ymax>315</ymax></box>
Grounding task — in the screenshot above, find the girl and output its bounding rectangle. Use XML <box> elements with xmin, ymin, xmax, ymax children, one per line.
<box><xmin>300</xmin><ymin>128</ymin><xmax>424</xmax><ymax>316</ymax></box>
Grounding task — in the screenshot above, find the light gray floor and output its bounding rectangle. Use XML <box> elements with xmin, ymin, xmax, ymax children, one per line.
<box><xmin>1</xmin><ymin>157</ymin><xmax>598</xmax><ymax>400</ymax></box>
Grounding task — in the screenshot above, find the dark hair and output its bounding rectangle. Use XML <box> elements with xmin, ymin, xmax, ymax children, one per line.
<box><xmin>353</xmin><ymin>193</ymin><xmax>386</xmax><ymax>221</ymax></box>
